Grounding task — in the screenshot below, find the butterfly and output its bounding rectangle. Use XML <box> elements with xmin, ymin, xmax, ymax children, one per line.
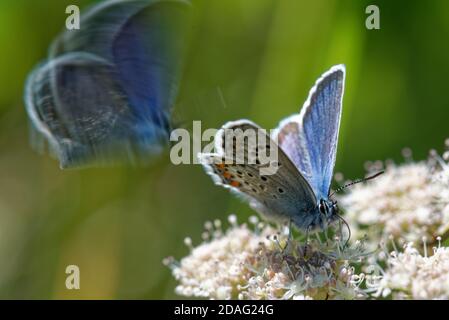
<box><xmin>198</xmin><ymin>65</ymin><xmax>347</xmax><ymax>232</ymax></box>
<box><xmin>24</xmin><ymin>0</ymin><xmax>191</xmax><ymax>168</ymax></box>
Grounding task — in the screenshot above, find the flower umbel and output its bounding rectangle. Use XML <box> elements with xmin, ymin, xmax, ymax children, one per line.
<box><xmin>165</xmin><ymin>215</ymin><xmax>370</xmax><ymax>300</ymax></box>
<box><xmin>371</xmin><ymin>239</ymin><xmax>449</xmax><ymax>300</ymax></box>
<box><xmin>340</xmin><ymin>145</ymin><xmax>449</xmax><ymax>247</ymax></box>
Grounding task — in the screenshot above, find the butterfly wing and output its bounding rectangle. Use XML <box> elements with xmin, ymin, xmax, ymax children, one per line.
<box><xmin>272</xmin><ymin>65</ymin><xmax>345</xmax><ymax>199</ymax></box>
<box><xmin>199</xmin><ymin>120</ymin><xmax>318</xmax><ymax>228</ymax></box>
<box><xmin>51</xmin><ymin>0</ymin><xmax>191</xmax><ymax>130</ymax></box>
<box><xmin>25</xmin><ymin>52</ymin><xmax>160</xmax><ymax>168</ymax></box>
<box><xmin>25</xmin><ymin>0</ymin><xmax>191</xmax><ymax>168</ymax></box>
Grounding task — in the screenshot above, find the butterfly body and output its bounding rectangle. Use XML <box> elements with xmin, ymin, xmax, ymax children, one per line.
<box><xmin>199</xmin><ymin>65</ymin><xmax>345</xmax><ymax>232</ymax></box>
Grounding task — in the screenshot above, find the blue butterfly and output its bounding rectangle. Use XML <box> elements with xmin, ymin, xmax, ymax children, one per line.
<box><xmin>199</xmin><ymin>65</ymin><xmax>347</xmax><ymax>232</ymax></box>
<box><xmin>24</xmin><ymin>0</ymin><xmax>191</xmax><ymax>168</ymax></box>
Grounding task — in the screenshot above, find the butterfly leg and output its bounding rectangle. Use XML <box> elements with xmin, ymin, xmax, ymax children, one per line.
<box><xmin>287</xmin><ymin>219</ymin><xmax>293</xmax><ymax>241</ymax></box>
<box><xmin>281</xmin><ymin>219</ymin><xmax>293</xmax><ymax>255</ymax></box>
<box><xmin>303</xmin><ymin>226</ymin><xmax>311</xmax><ymax>258</ymax></box>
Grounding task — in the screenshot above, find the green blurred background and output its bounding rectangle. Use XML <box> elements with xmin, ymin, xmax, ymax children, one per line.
<box><xmin>0</xmin><ymin>0</ymin><xmax>448</xmax><ymax>299</ymax></box>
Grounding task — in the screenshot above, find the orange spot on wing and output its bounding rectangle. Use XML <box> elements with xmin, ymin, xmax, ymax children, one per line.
<box><xmin>230</xmin><ymin>180</ymin><xmax>241</xmax><ymax>187</ymax></box>
<box><xmin>223</xmin><ymin>172</ymin><xmax>231</xmax><ymax>179</ymax></box>
<box><xmin>217</xmin><ymin>163</ymin><xmax>225</xmax><ymax>169</ymax></box>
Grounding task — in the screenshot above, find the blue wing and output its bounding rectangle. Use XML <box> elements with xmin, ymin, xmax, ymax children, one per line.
<box><xmin>51</xmin><ymin>0</ymin><xmax>191</xmax><ymax>130</ymax></box>
<box><xmin>273</xmin><ymin>65</ymin><xmax>345</xmax><ymax>199</ymax></box>
<box><xmin>24</xmin><ymin>0</ymin><xmax>191</xmax><ymax>168</ymax></box>
<box><xmin>25</xmin><ymin>52</ymin><xmax>167</xmax><ymax>168</ymax></box>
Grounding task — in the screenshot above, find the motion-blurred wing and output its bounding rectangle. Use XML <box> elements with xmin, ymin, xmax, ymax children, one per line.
<box><xmin>25</xmin><ymin>53</ymin><xmax>165</xmax><ymax>168</ymax></box>
<box><xmin>24</xmin><ymin>0</ymin><xmax>191</xmax><ymax>168</ymax></box>
<box><xmin>51</xmin><ymin>0</ymin><xmax>191</xmax><ymax>128</ymax></box>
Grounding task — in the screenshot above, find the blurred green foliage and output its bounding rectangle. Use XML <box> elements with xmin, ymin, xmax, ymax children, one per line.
<box><xmin>0</xmin><ymin>0</ymin><xmax>449</xmax><ymax>299</ymax></box>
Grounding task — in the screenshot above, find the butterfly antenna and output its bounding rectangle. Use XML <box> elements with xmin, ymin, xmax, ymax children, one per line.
<box><xmin>336</xmin><ymin>214</ymin><xmax>351</xmax><ymax>248</ymax></box>
<box><xmin>330</xmin><ymin>171</ymin><xmax>384</xmax><ymax>197</ymax></box>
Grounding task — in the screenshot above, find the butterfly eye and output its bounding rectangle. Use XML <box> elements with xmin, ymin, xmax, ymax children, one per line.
<box><xmin>319</xmin><ymin>202</ymin><xmax>327</xmax><ymax>214</ymax></box>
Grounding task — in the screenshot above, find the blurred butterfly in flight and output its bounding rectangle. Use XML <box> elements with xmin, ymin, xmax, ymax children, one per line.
<box><xmin>199</xmin><ymin>65</ymin><xmax>382</xmax><ymax>234</ymax></box>
<box><xmin>25</xmin><ymin>0</ymin><xmax>191</xmax><ymax>168</ymax></box>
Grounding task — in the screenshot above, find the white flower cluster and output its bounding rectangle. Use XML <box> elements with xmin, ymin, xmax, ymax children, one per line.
<box><xmin>371</xmin><ymin>240</ymin><xmax>449</xmax><ymax>299</ymax></box>
<box><xmin>340</xmin><ymin>146</ymin><xmax>449</xmax><ymax>246</ymax></box>
<box><xmin>165</xmin><ymin>215</ymin><xmax>369</xmax><ymax>300</ymax></box>
<box><xmin>337</xmin><ymin>142</ymin><xmax>449</xmax><ymax>299</ymax></box>
<box><xmin>164</xmin><ymin>216</ymin><xmax>273</xmax><ymax>299</ymax></box>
